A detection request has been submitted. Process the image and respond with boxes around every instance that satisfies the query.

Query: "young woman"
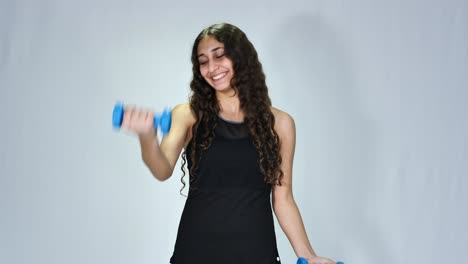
[121,23,337,264]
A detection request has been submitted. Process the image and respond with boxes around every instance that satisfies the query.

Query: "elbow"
[272,195,295,212]
[149,166,173,182]
[154,172,172,182]
[142,159,173,182]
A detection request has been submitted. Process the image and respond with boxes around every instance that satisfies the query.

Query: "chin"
[209,81,232,91]
[213,85,234,93]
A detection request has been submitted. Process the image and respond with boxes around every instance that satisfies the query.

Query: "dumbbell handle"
[297,257,344,264]
[112,102,172,135]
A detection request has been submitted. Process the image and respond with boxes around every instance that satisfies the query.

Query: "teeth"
[212,72,227,80]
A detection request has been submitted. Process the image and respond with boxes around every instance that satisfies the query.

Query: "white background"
[1,0,467,263]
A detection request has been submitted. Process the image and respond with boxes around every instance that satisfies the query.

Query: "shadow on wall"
[268,14,394,264]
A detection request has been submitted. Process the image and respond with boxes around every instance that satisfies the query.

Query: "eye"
[199,61,207,65]
[216,54,225,59]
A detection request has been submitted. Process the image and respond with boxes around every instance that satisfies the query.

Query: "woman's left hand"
[306,256,337,264]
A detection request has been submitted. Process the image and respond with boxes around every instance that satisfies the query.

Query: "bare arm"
[123,103,195,181]
[272,109,335,264]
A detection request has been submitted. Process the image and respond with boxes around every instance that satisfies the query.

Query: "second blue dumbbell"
[112,102,172,135]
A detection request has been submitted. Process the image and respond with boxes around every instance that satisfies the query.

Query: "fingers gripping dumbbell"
[112,101,172,136]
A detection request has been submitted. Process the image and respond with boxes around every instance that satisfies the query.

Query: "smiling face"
[197,36,235,93]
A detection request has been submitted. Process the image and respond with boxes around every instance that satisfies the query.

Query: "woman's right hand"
[120,105,157,139]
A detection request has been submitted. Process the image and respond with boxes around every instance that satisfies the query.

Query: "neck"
[216,89,243,119]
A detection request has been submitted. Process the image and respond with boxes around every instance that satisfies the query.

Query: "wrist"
[138,130,157,142]
[297,245,316,259]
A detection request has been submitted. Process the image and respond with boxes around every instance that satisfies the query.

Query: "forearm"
[139,133,172,181]
[273,198,316,259]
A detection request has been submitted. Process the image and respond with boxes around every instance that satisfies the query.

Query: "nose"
[207,61,219,74]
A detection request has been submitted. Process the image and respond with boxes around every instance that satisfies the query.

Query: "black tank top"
[169,116,281,264]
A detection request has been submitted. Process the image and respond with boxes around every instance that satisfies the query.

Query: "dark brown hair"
[180,23,284,195]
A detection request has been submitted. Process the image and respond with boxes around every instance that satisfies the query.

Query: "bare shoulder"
[271,106,296,137]
[171,103,196,126]
[169,103,197,146]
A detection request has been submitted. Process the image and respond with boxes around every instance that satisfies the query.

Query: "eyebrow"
[197,47,224,58]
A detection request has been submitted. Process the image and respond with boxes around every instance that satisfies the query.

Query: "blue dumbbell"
[112,101,172,135]
[297,257,344,264]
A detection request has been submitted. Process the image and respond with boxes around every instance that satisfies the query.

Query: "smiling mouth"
[212,72,227,81]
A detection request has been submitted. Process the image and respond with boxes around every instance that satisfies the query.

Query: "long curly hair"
[179,23,284,195]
